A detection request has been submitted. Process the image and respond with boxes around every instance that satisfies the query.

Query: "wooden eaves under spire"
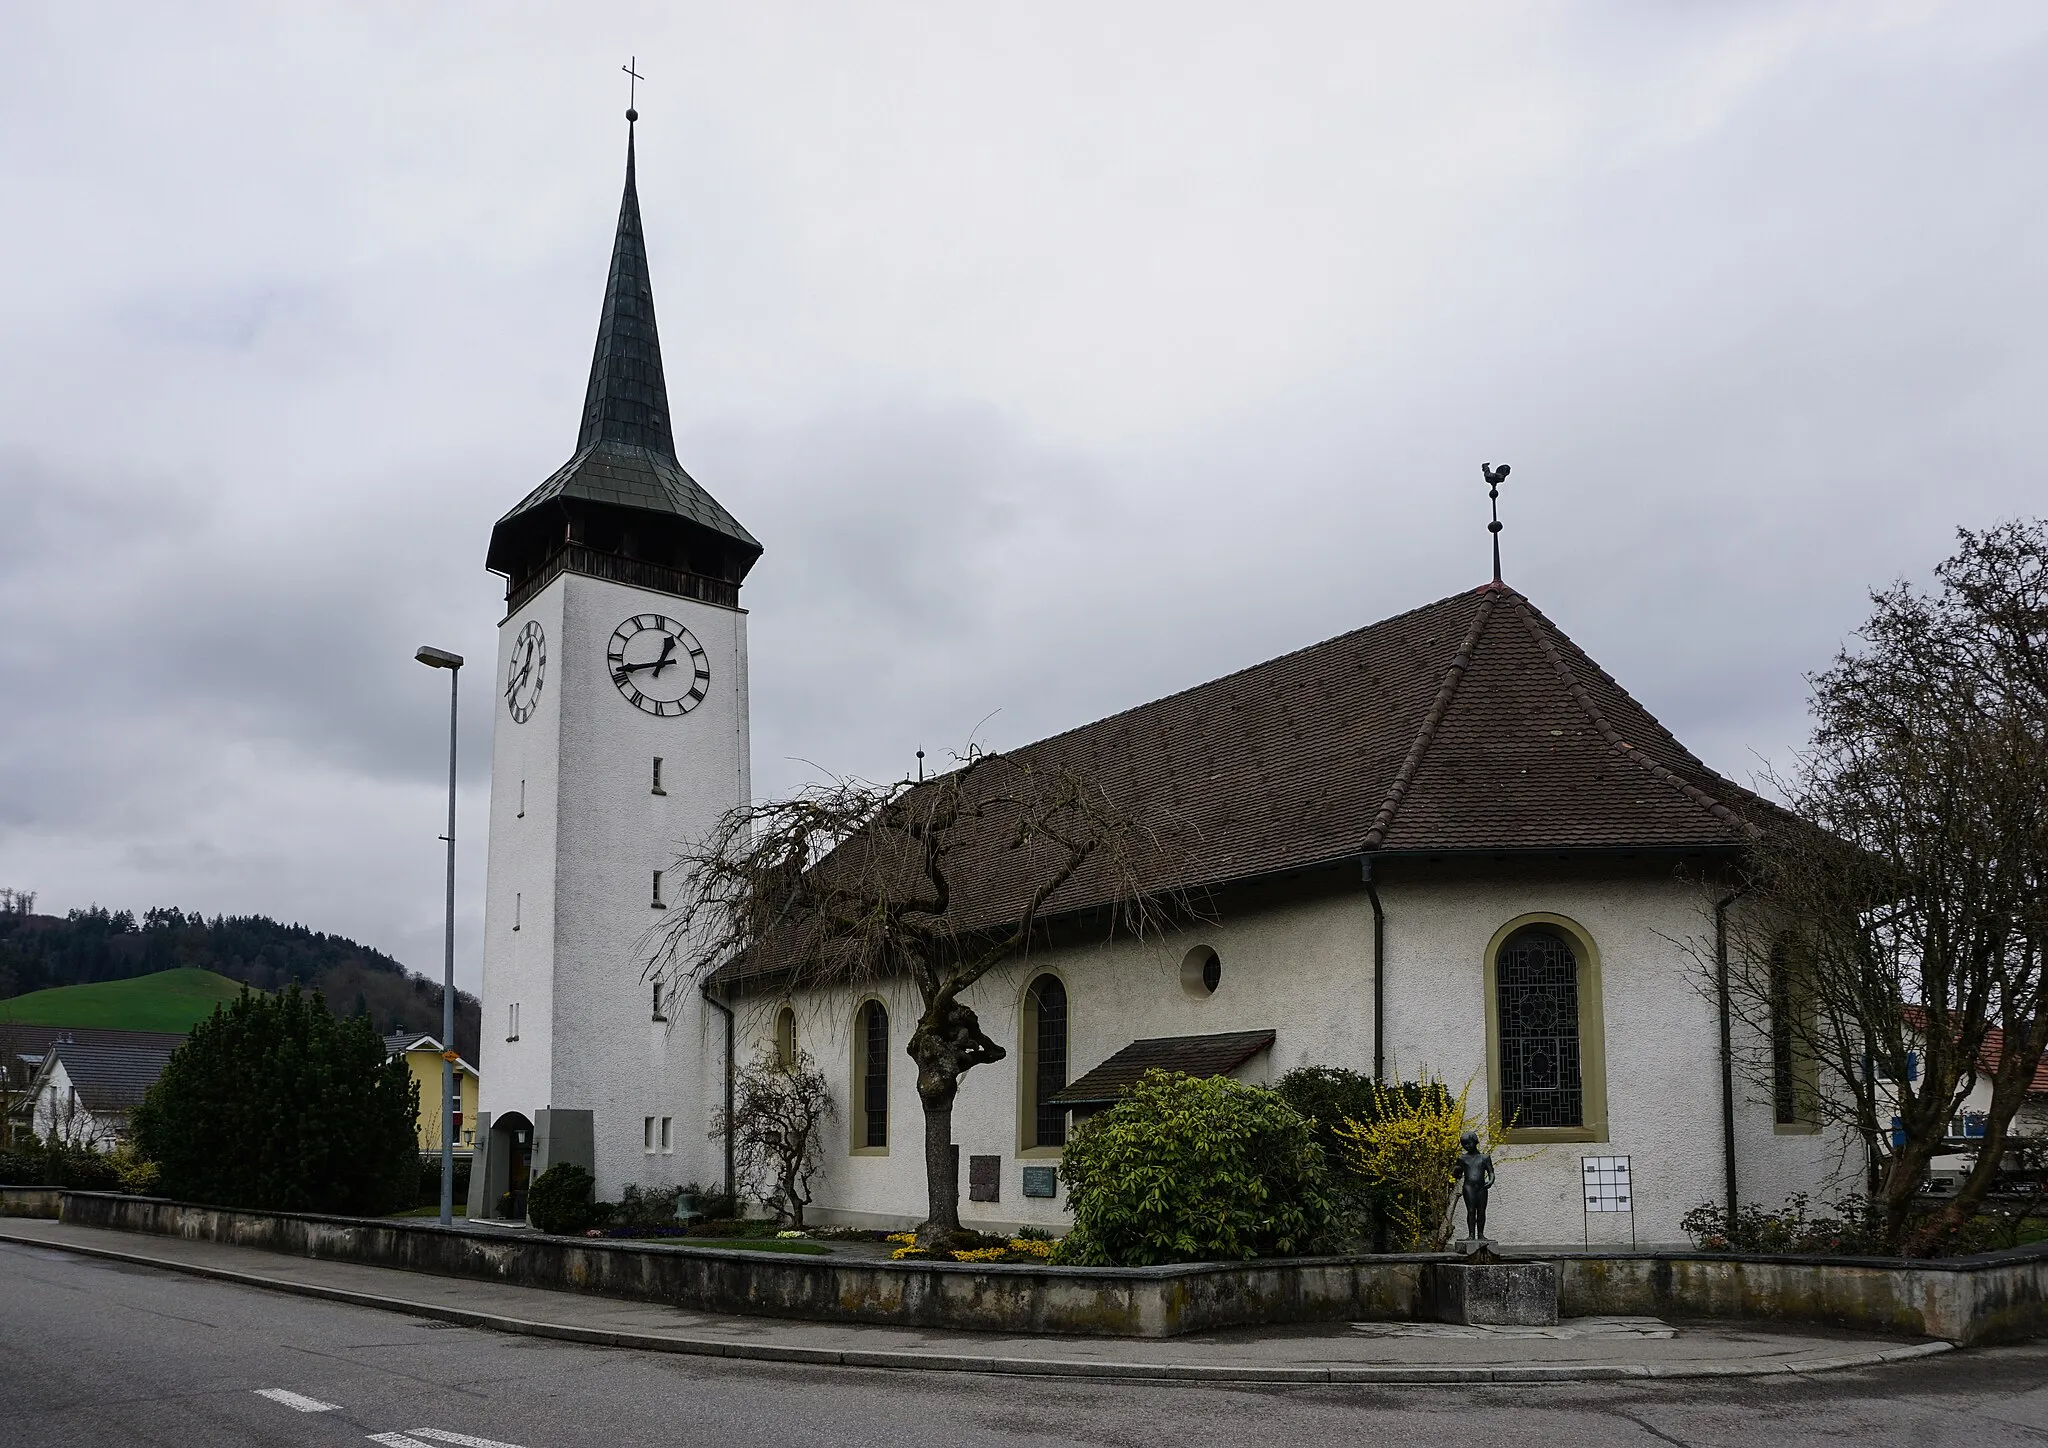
[487,113,761,614]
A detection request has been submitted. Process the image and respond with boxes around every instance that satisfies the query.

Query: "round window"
[1180,945,1221,998]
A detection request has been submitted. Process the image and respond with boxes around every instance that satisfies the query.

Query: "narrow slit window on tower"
[643,1116,656,1152]
[652,980,666,1021]
[517,779,526,819]
[512,892,521,932]
[651,757,665,795]
[659,1117,672,1152]
[651,870,665,908]
[507,1002,520,1041]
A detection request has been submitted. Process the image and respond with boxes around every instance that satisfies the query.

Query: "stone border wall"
[57,1193,1432,1338]
[54,1193,2048,1343]
[1561,1249,2048,1346]
[1,1187,62,1219]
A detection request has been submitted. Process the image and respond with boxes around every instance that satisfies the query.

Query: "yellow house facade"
[385,1032,480,1154]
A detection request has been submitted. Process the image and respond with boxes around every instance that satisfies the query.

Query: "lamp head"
[415,646,464,670]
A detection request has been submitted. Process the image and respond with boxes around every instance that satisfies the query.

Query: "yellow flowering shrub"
[1333,1075,1514,1252]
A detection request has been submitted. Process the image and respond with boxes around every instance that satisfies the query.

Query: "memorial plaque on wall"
[1021,1165,1058,1198]
[968,1153,1001,1202]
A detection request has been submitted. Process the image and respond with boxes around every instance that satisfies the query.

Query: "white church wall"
[480,568,750,1203]
[478,580,567,1141]
[549,571,751,1200]
[738,864,1844,1245]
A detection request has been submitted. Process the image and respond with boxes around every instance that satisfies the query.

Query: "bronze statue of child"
[1454,1130,1496,1242]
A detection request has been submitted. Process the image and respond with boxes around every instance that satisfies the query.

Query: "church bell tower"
[470,109,761,1213]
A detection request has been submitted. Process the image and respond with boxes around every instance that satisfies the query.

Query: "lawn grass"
[0,968,247,1034]
[388,1204,470,1218]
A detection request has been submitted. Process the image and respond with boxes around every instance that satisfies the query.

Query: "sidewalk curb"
[0,1229,1958,1385]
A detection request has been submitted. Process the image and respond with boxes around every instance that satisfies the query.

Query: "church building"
[471,114,1843,1245]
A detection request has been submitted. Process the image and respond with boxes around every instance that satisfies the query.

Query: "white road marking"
[253,1389,340,1413]
[367,1436,431,1448]
[405,1431,527,1448]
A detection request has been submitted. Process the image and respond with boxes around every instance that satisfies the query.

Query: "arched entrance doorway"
[484,1111,534,1219]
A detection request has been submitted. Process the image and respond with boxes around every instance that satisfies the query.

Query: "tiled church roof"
[714,582,1781,987]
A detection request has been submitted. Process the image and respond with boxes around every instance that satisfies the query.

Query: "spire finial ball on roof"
[626,108,638,123]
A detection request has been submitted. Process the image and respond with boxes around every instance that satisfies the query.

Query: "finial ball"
[626,107,639,123]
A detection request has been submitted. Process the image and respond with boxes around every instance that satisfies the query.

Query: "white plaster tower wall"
[549,570,749,1196]
[479,580,567,1130]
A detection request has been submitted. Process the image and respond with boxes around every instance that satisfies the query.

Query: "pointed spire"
[577,115,675,458]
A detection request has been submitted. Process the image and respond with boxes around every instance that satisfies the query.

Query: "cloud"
[1,2,2045,991]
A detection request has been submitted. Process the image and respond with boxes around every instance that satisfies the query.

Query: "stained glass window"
[1031,975,1068,1147]
[861,1000,889,1148]
[1496,926,1583,1129]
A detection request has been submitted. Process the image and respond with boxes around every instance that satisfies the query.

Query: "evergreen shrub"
[1052,1070,1338,1266]
[129,985,419,1214]
[526,1162,599,1235]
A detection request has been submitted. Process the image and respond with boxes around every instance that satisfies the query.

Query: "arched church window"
[1495,926,1583,1129]
[1026,975,1069,1148]
[774,1006,797,1071]
[856,1000,889,1150]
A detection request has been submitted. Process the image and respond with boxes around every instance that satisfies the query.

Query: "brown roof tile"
[716,583,1776,986]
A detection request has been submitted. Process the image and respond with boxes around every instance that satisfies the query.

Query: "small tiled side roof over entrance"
[1046,1030,1277,1107]
[714,582,1784,989]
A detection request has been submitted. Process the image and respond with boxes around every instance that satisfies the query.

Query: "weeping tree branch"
[1720,520,2048,1251]
[648,745,1198,1243]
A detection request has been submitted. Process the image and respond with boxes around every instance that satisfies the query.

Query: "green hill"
[0,967,247,1034]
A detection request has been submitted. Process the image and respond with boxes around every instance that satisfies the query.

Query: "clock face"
[607,613,710,717]
[505,621,546,724]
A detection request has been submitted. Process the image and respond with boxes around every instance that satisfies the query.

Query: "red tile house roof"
[716,583,1780,987]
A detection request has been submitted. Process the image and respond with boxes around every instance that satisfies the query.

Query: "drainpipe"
[1361,854,1387,1082]
[704,987,737,1204]
[1714,890,1744,1224]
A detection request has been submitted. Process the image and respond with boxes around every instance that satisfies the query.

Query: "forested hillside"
[0,899,480,1060]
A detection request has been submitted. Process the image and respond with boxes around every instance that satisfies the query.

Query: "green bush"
[1276,1067,1454,1249]
[0,1138,120,1191]
[414,1154,473,1209]
[526,1163,599,1235]
[130,985,419,1214]
[1053,1070,1339,1266]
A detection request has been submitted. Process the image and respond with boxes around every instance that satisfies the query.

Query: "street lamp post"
[415,644,464,1227]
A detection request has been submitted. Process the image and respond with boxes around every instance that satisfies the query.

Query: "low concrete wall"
[56,1193,2048,1343]
[57,1193,1434,1338]
[1,1187,62,1219]
[1561,1247,2048,1346]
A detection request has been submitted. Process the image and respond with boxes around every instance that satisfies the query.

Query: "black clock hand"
[648,635,679,678]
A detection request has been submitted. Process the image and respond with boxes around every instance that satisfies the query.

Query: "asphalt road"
[8,1239,2048,1448]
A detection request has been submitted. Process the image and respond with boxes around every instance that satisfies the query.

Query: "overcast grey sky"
[2,3,2043,993]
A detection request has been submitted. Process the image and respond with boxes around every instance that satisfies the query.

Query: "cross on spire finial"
[622,57,644,121]
[1482,462,1511,584]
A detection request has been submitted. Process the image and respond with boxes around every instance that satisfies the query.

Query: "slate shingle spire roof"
[714,582,1784,988]
[487,117,760,580]
[577,122,674,459]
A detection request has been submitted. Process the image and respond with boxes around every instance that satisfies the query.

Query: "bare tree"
[651,747,1184,1243]
[1723,521,2048,1250]
[714,1046,835,1227]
